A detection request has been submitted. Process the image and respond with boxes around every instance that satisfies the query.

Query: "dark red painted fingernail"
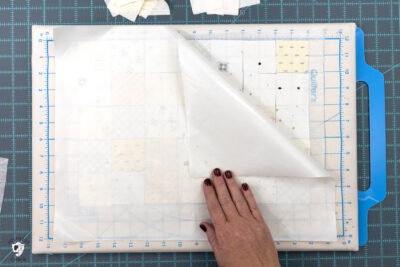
[200,224,207,232]
[224,170,232,179]
[204,178,212,186]
[242,183,249,191]
[213,168,221,176]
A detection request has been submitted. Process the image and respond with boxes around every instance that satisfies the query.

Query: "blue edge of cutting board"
[356,28,386,246]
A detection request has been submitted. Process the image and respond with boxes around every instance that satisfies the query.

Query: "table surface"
[0,0,399,266]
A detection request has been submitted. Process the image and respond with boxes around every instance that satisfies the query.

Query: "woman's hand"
[200,168,281,267]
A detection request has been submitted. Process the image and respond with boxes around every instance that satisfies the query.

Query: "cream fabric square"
[276,40,309,73]
[112,139,145,171]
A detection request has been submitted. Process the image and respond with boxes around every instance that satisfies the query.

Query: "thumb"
[199,222,218,249]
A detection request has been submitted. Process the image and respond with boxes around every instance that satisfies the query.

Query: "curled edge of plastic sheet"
[0,158,8,213]
[173,29,330,179]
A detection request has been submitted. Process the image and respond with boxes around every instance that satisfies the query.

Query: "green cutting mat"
[0,0,399,266]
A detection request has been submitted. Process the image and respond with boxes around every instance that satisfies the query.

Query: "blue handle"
[356,28,387,246]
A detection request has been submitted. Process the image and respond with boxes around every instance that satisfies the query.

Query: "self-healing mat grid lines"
[0,1,399,267]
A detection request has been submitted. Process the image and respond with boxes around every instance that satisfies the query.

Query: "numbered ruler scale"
[32,24,359,253]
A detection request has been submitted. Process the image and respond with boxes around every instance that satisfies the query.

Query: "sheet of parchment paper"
[53,26,337,242]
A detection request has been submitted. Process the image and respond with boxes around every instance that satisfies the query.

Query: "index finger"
[203,178,227,227]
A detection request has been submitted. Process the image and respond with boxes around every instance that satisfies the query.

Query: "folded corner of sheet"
[174,30,329,179]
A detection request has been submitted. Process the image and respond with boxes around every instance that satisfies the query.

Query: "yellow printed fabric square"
[276,40,309,73]
[112,139,145,171]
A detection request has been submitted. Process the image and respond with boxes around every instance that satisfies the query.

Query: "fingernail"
[200,224,207,232]
[242,183,249,191]
[213,168,221,176]
[204,178,212,186]
[224,170,232,179]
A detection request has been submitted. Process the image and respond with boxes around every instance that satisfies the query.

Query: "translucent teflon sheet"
[53,26,337,242]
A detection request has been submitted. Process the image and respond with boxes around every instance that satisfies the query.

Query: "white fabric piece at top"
[207,0,240,16]
[53,26,337,243]
[190,0,259,15]
[239,0,260,8]
[139,0,170,18]
[106,0,144,21]
[189,0,206,15]
[105,0,170,21]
